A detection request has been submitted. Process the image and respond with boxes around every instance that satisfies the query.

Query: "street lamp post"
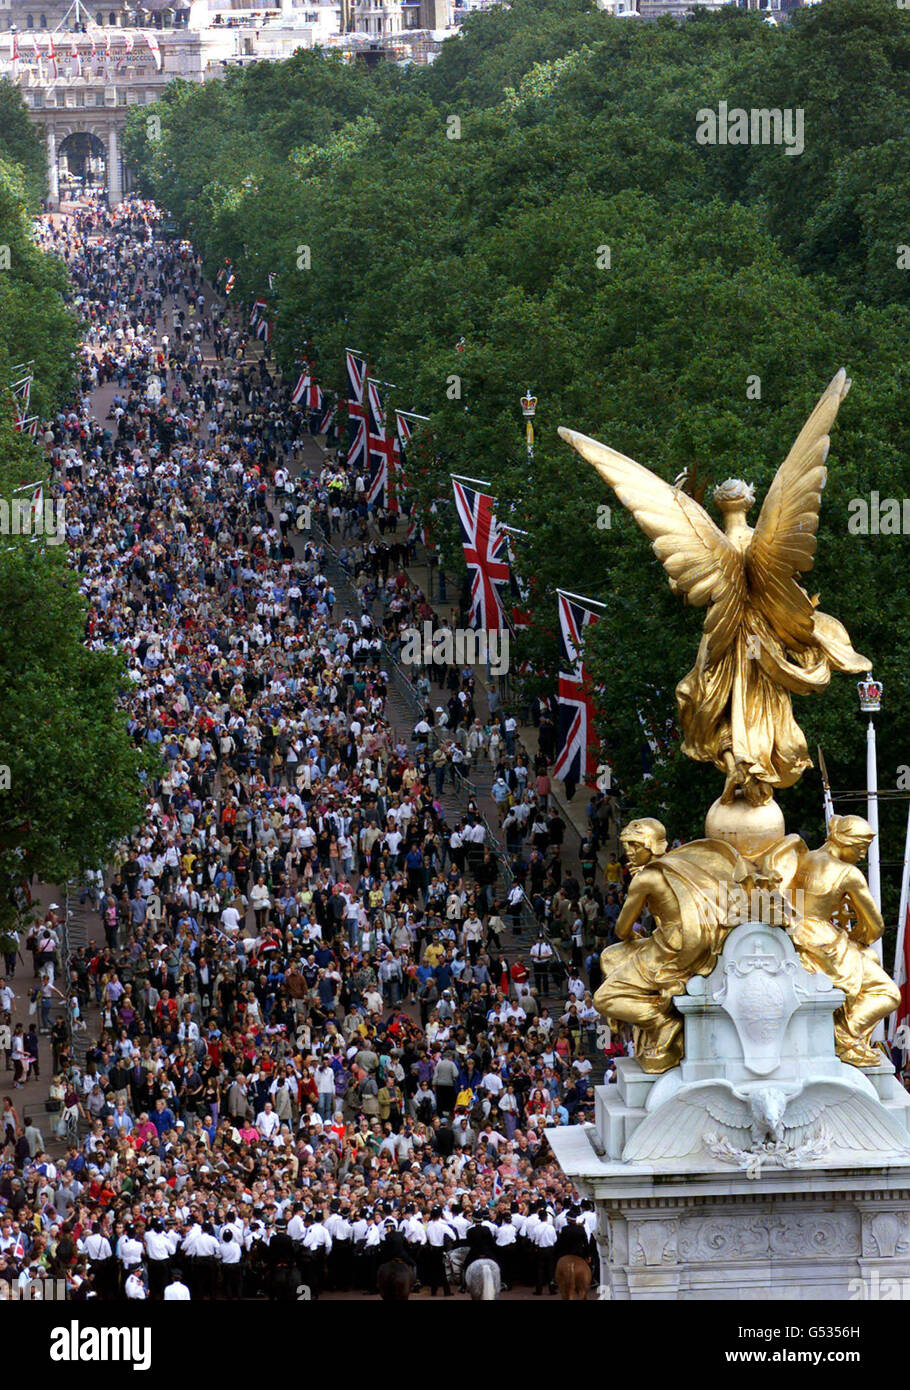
[520,390,536,462]
[858,676,885,1043]
[858,674,884,917]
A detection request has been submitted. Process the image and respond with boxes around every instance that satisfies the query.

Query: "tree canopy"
[123,0,910,916]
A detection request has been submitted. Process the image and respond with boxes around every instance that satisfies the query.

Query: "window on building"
[39,13,47,26]
[96,11,104,22]
[26,14,34,27]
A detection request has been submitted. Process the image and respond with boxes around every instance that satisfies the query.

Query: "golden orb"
[704,793,785,860]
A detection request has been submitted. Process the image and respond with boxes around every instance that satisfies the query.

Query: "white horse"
[465,1258,501,1301]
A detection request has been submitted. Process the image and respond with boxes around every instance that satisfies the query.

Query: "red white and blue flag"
[452,476,510,632]
[11,375,32,421]
[250,299,267,327]
[345,349,367,468]
[504,531,532,630]
[318,395,335,434]
[553,589,605,786]
[255,317,270,343]
[291,371,323,412]
[366,379,397,510]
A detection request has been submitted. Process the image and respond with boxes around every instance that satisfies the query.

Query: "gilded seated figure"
[761,814,899,1067]
[594,818,749,1073]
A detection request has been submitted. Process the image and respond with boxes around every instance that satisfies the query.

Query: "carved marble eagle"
[622,1079,910,1165]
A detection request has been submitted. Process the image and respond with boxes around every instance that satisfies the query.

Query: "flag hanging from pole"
[11,375,32,420]
[249,299,267,327]
[366,379,397,510]
[255,317,270,343]
[146,32,162,70]
[291,371,322,412]
[317,395,335,435]
[451,476,510,631]
[47,34,57,80]
[499,526,531,630]
[345,349,367,468]
[892,903,910,1047]
[553,589,605,787]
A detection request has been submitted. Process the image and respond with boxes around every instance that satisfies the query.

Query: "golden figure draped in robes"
[595,818,751,1072]
[761,815,900,1067]
[559,370,870,808]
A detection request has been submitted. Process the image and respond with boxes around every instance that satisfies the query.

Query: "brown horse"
[555,1254,592,1300]
[377,1258,416,1300]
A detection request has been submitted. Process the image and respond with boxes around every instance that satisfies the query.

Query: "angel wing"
[745,369,848,649]
[558,427,746,664]
[622,1081,751,1163]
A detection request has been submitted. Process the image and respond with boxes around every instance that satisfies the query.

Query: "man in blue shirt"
[151,1097,176,1138]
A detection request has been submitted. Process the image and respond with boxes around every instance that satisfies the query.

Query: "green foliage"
[0,97,142,922]
[0,78,46,209]
[126,0,910,913]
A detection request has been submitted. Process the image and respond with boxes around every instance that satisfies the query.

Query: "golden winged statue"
[559,370,871,808]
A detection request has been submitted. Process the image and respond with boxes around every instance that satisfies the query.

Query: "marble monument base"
[546,921,910,1300]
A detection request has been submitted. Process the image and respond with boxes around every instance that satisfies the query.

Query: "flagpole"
[817,745,834,830]
[889,797,910,1038]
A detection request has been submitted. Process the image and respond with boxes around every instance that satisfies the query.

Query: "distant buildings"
[0,0,457,204]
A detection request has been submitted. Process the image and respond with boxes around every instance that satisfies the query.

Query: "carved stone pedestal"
[546,921,910,1300]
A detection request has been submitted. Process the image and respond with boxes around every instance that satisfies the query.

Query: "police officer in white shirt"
[300,1210,332,1299]
[117,1227,145,1281]
[495,1214,518,1289]
[425,1208,456,1296]
[219,1229,242,1300]
[163,1268,191,1300]
[82,1223,114,1299]
[325,1201,353,1292]
[125,1269,147,1300]
[532,1207,558,1295]
[144,1219,175,1300]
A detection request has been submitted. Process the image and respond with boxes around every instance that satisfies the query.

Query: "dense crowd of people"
[0,197,630,1301]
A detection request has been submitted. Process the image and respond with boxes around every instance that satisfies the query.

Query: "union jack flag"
[505,532,532,630]
[255,317,270,343]
[367,379,397,510]
[291,372,323,413]
[553,590,604,786]
[11,375,32,420]
[452,477,510,632]
[406,514,430,547]
[345,349,367,468]
[318,395,336,435]
[249,299,267,327]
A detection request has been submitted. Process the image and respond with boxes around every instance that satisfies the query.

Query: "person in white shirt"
[300,1212,332,1298]
[144,1221,176,1299]
[532,1209,558,1295]
[124,1271,147,1300]
[220,903,242,935]
[255,1101,280,1140]
[425,1208,456,1296]
[117,1229,144,1274]
[219,1230,242,1299]
[163,1270,191,1300]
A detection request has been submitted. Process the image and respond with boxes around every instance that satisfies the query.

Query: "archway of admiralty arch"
[56,130,107,193]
